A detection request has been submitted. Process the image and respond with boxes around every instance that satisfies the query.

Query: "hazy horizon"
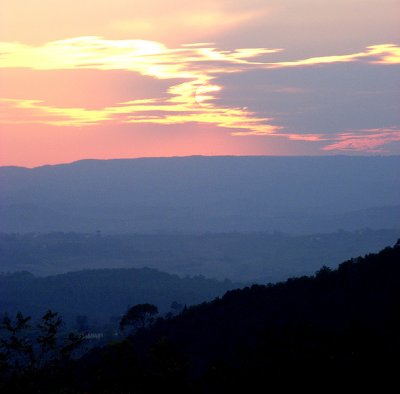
[2,153,400,170]
[1,156,399,235]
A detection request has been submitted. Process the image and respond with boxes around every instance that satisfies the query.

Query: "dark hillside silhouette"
[3,241,399,392]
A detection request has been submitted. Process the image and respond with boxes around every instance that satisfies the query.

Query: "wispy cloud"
[0,37,284,134]
[322,127,400,152]
[0,96,280,137]
[0,37,399,149]
[265,44,400,68]
[0,36,281,76]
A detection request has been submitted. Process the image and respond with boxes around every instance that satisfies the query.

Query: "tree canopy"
[119,303,158,332]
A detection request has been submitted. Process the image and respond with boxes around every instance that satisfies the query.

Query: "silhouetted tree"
[120,304,158,332]
[0,310,83,375]
[0,312,34,372]
[315,265,332,279]
[36,310,82,366]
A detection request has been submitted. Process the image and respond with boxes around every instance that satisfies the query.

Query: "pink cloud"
[322,128,400,152]
[274,133,326,142]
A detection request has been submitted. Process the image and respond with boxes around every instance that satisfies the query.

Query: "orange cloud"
[0,95,280,136]
[0,37,282,135]
[369,44,400,65]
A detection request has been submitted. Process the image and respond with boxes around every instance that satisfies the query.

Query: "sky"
[0,0,399,167]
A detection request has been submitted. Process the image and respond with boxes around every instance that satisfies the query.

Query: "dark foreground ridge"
[2,240,400,392]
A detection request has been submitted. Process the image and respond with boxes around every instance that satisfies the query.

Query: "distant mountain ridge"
[1,156,399,233]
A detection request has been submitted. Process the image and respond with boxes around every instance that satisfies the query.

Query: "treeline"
[2,241,399,392]
[0,267,237,324]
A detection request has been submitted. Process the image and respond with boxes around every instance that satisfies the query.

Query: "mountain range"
[1,155,399,234]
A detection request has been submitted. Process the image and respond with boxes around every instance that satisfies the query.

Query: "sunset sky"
[1,0,399,167]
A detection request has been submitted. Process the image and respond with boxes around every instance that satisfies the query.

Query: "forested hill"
[17,240,400,392]
[0,268,237,322]
[128,240,400,390]
[142,239,400,359]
